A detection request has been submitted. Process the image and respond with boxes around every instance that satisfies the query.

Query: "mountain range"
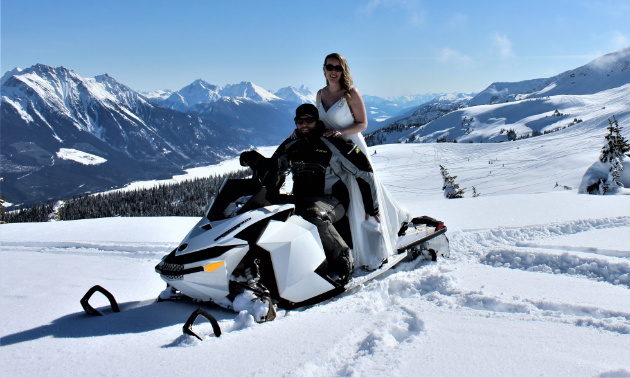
[5,47,627,208]
[0,64,444,208]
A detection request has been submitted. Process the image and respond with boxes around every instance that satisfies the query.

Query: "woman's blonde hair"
[324,53,354,101]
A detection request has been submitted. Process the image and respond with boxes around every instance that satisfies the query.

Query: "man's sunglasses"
[324,64,343,72]
[295,117,316,125]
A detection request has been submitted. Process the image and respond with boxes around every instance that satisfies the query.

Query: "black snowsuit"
[261,125,380,278]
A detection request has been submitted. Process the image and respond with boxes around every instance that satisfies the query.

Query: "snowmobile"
[81,178,449,340]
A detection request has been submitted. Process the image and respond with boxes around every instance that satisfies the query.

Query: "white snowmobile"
[81,178,449,340]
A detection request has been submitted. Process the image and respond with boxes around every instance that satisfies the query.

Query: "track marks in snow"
[452,216,630,255]
[385,271,630,335]
[450,216,630,286]
[0,241,174,260]
[481,249,630,287]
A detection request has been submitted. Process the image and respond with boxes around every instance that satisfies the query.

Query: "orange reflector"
[204,261,225,272]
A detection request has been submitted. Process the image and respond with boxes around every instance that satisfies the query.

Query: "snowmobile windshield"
[207,179,271,221]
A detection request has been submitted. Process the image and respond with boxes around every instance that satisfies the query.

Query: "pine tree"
[506,129,517,141]
[598,116,630,192]
[0,178,5,223]
[440,165,465,199]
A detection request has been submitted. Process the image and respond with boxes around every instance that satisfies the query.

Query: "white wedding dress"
[318,95,412,269]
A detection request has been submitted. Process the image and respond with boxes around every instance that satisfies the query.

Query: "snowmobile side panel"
[258,218,335,303]
[175,204,294,258]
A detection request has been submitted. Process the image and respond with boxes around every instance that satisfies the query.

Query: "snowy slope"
[470,45,630,106]
[2,121,630,376]
[407,84,629,144]
[368,47,630,146]
[367,79,629,146]
[363,92,475,130]
[365,93,474,145]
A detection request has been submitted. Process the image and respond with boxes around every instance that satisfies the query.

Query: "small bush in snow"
[440,165,465,199]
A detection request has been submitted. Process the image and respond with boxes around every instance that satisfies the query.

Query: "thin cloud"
[448,13,468,28]
[437,47,472,67]
[357,0,425,27]
[493,33,515,58]
[612,31,629,49]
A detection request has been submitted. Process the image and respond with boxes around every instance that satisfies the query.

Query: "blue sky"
[2,0,629,97]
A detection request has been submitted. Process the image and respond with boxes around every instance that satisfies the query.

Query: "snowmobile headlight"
[204,261,225,272]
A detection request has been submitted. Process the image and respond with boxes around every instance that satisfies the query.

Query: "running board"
[344,253,408,291]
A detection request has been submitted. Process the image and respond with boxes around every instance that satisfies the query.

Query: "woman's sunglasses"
[295,117,316,125]
[324,64,343,72]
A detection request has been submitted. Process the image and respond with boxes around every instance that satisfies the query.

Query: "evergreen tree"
[598,116,630,193]
[439,165,465,199]
[0,178,5,223]
[506,129,517,141]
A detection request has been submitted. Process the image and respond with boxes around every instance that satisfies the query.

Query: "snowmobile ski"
[183,308,222,340]
[80,285,120,316]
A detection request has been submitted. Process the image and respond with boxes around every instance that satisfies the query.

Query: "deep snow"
[1,123,630,376]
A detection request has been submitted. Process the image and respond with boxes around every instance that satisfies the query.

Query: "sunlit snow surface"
[55,148,107,165]
[2,126,630,376]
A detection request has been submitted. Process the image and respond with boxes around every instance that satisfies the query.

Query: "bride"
[316,53,412,269]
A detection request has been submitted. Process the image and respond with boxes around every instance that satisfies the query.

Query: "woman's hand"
[290,130,297,139]
[323,130,342,137]
[365,213,381,223]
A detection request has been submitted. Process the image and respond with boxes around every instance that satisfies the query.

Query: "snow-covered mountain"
[153,80,283,113]
[1,64,251,207]
[470,46,630,106]
[219,81,281,102]
[272,85,316,104]
[160,79,222,112]
[367,46,630,145]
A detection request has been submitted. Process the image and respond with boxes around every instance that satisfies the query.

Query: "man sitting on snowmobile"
[240,104,380,282]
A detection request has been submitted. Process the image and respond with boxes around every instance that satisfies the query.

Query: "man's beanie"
[294,103,319,120]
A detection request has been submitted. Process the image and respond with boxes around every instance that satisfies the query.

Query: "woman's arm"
[340,87,368,135]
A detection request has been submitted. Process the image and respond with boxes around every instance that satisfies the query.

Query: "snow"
[2,125,630,376]
[0,67,22,85]
[55,148,107,165]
